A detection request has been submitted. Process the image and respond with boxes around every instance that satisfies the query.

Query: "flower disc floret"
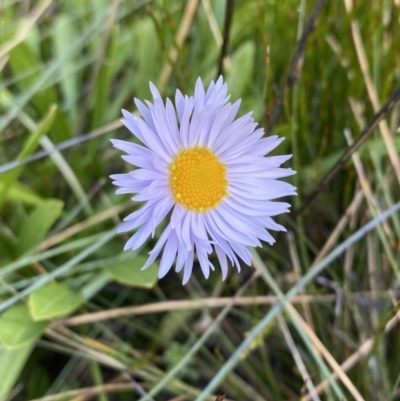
[169,146,228,212]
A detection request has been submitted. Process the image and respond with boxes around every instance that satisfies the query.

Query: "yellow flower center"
[169,146,229,212]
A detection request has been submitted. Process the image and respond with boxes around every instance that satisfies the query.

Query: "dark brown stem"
[266,0,327,135]
[216,0,234,79]
[295,85,400,217]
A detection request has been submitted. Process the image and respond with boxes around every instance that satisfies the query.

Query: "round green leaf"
[0,305,49,348]
[105,255,158,288]
[28,282,84,321]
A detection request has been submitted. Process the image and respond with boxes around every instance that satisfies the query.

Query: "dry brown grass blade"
[301,304,400,401]
[0,0,53,61]
[38,200,131,251]
[252,257,366,401]
[287,304,366,401]
[62,291,391,326]
[287,231,315,331]
[201,0,223,46]
[344,129,395,245]
[311,189,364,267]
[157,0,200,92]
[45,328,126,371]
[343,0,400,185]
[28,383,135,401]
[277,313,321,401]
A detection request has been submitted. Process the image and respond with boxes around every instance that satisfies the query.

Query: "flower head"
[110,77,296,284]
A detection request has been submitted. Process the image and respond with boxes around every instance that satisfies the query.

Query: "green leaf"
[91,26,119,129]
[226,41,255,100]
[105,255,158,289]
[7,41,70,141]
[28,282,84,321]
[53,15,79,126]
[17,199,64,254]
[0,104,57,209]
[0,305,49,348]
[0,181,44,206]
[132,18,162,98]
[0,343,33,398]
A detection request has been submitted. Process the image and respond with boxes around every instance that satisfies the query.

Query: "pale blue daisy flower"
[110,77,296,284]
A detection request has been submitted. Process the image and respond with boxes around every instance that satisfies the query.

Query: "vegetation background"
[1,0,400,400]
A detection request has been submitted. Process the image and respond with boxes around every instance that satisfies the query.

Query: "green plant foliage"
[17,199,64,254]
[132,18,163,98]
[28,282,84,321]
[52,15,79,126]
[226,41,256,101]
[0,181,44,206]
[8,43,70,141]
[105,255,159,288]
[0,343,33,399]
[1,1,400,400]
[0,104,57,208]
[0,305,49,348]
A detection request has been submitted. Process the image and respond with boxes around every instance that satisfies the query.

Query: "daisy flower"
[110,77,296,284]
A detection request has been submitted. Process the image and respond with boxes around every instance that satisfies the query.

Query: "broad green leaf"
[0,181,44,206]
[0,104,57,209]
[91,26,119,130]
[0,305,49,348]
[53,15,79,126]
[226,41,255,101]
[28,282,84,321]
[105,255,158,288]
[132,18,162,98]
[0,343,33,398]
[8,41,70,141]
[17,199,64,254]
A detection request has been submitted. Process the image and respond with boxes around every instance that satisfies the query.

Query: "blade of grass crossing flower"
[195,201,400,401]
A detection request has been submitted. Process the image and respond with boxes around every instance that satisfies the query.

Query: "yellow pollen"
[169,146,229,212]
